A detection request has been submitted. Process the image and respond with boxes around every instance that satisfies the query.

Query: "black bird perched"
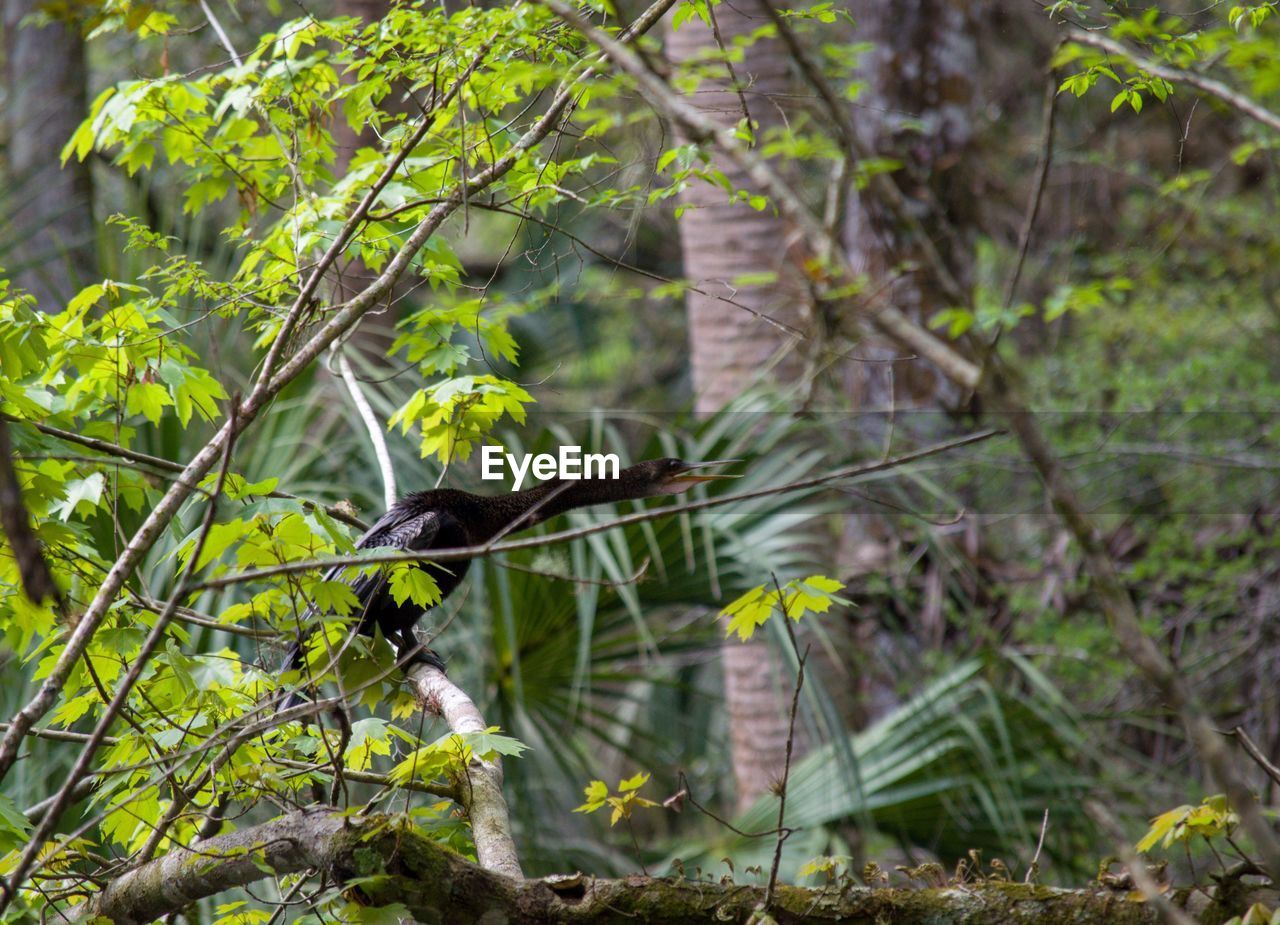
[278,457,736,705]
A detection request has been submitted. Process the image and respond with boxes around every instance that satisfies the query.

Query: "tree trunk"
[2,0,96,310]
[841,0,978,413]
[836,0,979,726]
[332,0,396,349]
[666,0,813,813]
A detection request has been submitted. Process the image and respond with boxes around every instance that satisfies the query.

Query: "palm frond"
[669,653,1097,882]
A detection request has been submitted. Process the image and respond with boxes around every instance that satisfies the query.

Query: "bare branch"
[764,575,806,911]
[406,663,523,878]
[332,345,397,510]
[1232,727,1280,789]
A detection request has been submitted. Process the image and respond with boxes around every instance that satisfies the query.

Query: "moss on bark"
[80,809,1199,924]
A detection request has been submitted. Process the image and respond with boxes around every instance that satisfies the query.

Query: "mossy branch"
[75,806,1182,924]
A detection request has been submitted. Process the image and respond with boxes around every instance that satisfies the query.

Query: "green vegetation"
[0,0,1278,921]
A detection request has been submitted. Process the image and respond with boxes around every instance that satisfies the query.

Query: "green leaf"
[720,575,847,640]
[312,579,361,616]
[126,381,173,425]
[0,794,31,854]
[344,717,392,772]
[618,771,650,792]
[721,585,771,641]
[574,779,609,813]
[388,565,441,610]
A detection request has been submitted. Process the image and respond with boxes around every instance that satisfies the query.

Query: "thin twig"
[982,65,1059,362]
[1027,809,1050,883]
[764,574,807,910]
[272,757,456,800]
[0,413,367,530]
[1066,29,1280,134]
[674,772,789,840]
[705,2,753,139]
[1232,726,1280,788]
[1001,69,1059,313]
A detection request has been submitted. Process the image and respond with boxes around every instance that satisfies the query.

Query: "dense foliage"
[0,0,1278,921]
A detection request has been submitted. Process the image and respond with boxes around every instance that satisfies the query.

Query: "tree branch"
[0,412,368,529]
[72,807,1175,924]
[406,663,523,879]
[1066,29,1280,134]
[190,430,1002,592]
[331,345,397,510]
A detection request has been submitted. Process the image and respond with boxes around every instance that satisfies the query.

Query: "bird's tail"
[276,640,306,712]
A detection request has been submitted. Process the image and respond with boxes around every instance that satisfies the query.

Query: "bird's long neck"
[474,474,644,540]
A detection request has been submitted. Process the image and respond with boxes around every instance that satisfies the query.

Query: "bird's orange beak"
[663,459,742,492]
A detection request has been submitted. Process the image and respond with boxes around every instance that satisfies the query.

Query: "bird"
[277,457,737,706]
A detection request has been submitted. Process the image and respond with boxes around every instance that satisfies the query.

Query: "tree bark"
[836,0,980,727]
[2,0,96,310]
[841,0,977,412]
[407,661,523,879]
[76,806,1180,924]
[667,0,813,813]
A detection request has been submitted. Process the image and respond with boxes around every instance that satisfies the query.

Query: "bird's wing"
[317,507,441,584]
[322,507,442,618]
[283,506,443,688]
[364,507,442,553]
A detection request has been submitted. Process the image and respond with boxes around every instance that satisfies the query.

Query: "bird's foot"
[397,638,447,674]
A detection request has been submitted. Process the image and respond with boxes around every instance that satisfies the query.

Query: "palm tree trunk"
[3,0,96,310]
[667,0,812,812]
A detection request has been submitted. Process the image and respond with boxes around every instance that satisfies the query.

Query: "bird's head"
[632,458,741,496]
